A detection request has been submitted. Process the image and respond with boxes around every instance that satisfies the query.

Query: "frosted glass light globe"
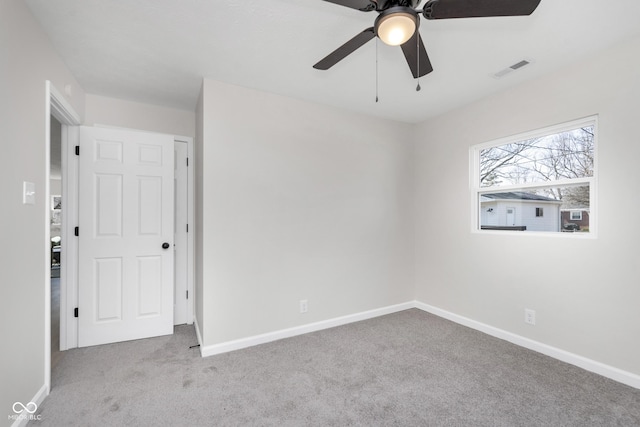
[377,13,417,46]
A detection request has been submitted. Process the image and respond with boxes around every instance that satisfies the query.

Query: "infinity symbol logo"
[13,401,38,414]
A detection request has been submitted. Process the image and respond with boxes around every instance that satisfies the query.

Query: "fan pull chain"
[416,32,421,92]
[375,38,379,103]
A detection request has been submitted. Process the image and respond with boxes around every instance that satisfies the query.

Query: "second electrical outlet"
[525,308,536,325]
[300,299,308,313]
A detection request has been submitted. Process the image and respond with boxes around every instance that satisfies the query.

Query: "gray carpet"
[31,309,640,426]
[50,278,62,372]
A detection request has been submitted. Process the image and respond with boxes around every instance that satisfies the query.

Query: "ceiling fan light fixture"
[375,8,418,46]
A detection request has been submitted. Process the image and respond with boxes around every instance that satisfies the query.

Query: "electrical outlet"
[299,299,308,314]
[525,308,536,325]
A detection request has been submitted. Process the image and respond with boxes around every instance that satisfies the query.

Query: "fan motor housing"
[372,0,420,11]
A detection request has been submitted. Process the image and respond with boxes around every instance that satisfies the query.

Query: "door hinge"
[74,307,78,318]
[186,290,188,299]
[186,224,189,233]
[74,226,79,236]
[186,157,189,167]
[75,145,80,156]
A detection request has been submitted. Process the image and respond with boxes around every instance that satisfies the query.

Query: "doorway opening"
[50,115,63,372]
[45,82,195,392]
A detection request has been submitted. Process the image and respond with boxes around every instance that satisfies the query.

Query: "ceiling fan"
[313,0,542,78]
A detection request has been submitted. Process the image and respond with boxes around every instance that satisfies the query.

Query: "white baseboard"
[413,301,640,390]
[196,299,639,390]
[199,301,414,357]
[10,384,47,427]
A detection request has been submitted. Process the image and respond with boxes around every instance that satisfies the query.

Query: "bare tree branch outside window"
[480,126,594,206]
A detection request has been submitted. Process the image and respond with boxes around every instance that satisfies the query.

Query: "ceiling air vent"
[492,59,532,79]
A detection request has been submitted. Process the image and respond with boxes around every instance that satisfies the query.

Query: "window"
[471,116,596,234]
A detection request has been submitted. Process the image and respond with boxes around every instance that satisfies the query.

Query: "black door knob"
[162,242,170,249]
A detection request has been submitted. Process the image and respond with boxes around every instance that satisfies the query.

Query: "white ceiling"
[25,0,640,123]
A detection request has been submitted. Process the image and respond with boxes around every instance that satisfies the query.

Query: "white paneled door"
[78,126,174,347]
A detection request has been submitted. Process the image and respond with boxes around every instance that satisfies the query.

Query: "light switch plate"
[23,181,35,205]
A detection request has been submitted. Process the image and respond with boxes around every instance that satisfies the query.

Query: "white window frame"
[570,211,583,221]
[470,116,598,237]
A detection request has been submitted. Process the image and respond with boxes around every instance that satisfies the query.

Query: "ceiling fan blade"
[400,32,433,78]
[423,0,541,19]
[313,27,376,70]
[321,0,376,12]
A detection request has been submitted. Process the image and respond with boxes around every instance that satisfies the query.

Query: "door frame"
[46,81,81,393]
[174,135,195,327]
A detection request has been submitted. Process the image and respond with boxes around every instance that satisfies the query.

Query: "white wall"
[0,0,85,423]
[49,179,62,197]
[414,35,640,376]
[195,85,205,336]
[85,94,195,137]
[197,79,415,346]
